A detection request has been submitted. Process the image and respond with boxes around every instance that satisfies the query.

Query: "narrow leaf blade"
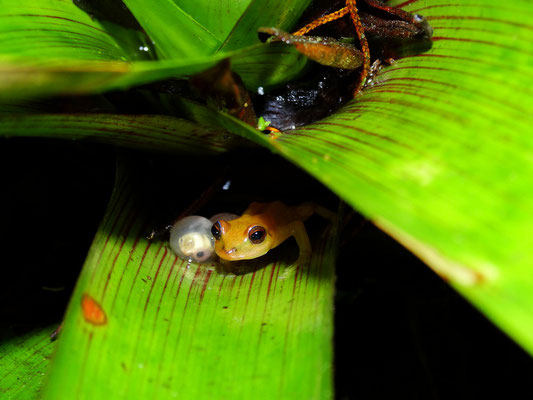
[122,0,221,58]
[219,0,313,51]
[0,114,243,154]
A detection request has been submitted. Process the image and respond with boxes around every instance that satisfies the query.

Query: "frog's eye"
[211,221,222,240]
[249,226,266,244]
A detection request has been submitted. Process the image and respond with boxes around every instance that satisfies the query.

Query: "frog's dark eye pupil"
[211,222,221,240]
[249,226,266,244]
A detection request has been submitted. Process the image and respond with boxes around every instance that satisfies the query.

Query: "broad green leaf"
[179,0,533,354]
[0,0,308,100]
[122,0,221,59]
[171,0,253,42]
[0,58,133,100]
[0,325,57,399]
[0,0,151,61]
[0,114,244,154]
[121,0,313,55]
[42,163,337,399]
[218,0,313,51]
[2,4,532,398]
[0,42,306,100]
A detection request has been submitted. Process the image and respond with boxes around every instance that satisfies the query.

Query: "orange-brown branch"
[291,1,371,96]
[292,7,349,36]
[346,0,370,95]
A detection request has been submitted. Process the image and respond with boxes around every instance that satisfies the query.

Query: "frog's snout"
[223,247,237,255]
[215,245,239,261]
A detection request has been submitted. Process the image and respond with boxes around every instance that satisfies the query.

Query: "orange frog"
[211,201,333,264]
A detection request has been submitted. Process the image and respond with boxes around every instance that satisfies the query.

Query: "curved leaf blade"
[0,0,150,61]
[42,164,337,399]
[179,0,533,354]
[0,0,310,100]
[0,41,306,100]
[0,114,244,154]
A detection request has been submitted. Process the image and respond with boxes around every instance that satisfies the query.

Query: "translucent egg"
[209,213,239,223]
[169,216,215,263]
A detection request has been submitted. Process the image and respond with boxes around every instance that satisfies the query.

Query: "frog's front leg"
[279,220,311,280]
[291,220,312,266]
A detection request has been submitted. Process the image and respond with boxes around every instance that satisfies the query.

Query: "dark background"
[1,138,532,399]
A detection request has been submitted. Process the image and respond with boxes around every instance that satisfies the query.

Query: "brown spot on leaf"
[81,293,107,325]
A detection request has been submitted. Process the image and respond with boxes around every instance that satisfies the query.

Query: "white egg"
[169,216,215,262]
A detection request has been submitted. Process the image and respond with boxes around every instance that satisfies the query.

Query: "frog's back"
[244,201,314,225]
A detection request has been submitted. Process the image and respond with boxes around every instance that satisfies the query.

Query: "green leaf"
[219,0,313,51]
[120,0,313,59]
[0,114,244,154]
[42,163,337,399]
[121,0,313,55]
[2,2,533,397]
[257,116,271,130]
[0,0,150,61]
[0,325,57,399]
[170,0,253,43]
[0,0,309,100]
[122,0,221,58]
[186,0,533,354]
[0,41,306,100]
